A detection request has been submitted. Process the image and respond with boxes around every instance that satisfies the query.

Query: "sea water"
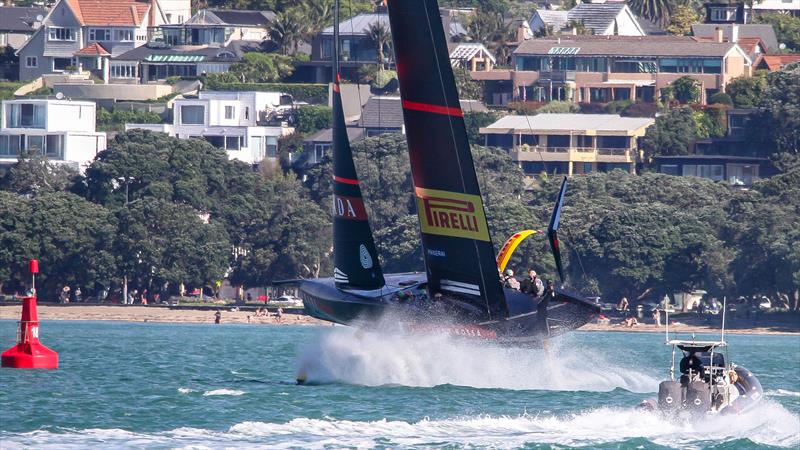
[0,320,798,449]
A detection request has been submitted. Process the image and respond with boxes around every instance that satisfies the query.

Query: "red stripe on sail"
[333,175,359,185]
[402,100,463,117]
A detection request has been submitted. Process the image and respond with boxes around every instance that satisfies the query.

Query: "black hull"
[299,273,600,346]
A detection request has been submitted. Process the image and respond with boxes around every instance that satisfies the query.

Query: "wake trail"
[294,325,658,392]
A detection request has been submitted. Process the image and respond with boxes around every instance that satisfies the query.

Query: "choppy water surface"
[0,320,798,449]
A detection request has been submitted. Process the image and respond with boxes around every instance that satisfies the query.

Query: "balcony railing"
[537,70,576,83]
[513,145,633,161]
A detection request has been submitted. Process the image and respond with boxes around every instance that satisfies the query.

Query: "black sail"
[386,0,507,319]
[332,1,385,289]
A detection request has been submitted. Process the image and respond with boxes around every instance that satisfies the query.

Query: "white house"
[529,2,646,36]
[126,91,294,165]
[16,0,190,82]
[0,99,107,172]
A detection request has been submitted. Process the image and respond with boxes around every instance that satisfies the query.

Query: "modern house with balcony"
[653,108,778,186]
[473,35,752,106]
[479,113,653,176]
[125,91,294,165]
[302,12,467,82]
[0,99,107,171]
[15,0,189,82]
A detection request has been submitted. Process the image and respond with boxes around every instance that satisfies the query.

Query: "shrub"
[621,102,659,117]
[536,100,580,114]
[507,101,546,114]
[201,79,328,104]
[293,105,332,134]
[708,92,733,105]
[579,102,607,114]
[604,100,633,114]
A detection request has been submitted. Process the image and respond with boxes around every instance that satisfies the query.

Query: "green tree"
[228,52,295,83]
[756,13,800,52]
[269,10,305,55]
[641,106,696,160]
[666,76,701,104]
[0,191,117,300]
[726,73,767,108]
[454,67,483,100]
[463,111,498,146]
[0,150,78,195]
[665,5,699,36]
[759,63,800,153]
[293,105,332,133]
[366,22,391,69]
[115,197,230,294]
[537,100,580,114]
[629,0,673,27]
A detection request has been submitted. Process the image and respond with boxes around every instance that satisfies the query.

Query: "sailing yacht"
[299,0,599,345]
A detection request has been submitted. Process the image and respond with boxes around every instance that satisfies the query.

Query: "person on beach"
[275,307,283,323]
[214,311,221,324]
[652,308,661,327]
[59,286,70,304]
[617,297,629,313]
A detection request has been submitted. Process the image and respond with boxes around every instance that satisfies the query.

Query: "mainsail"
[386,0,507,319]
[332,1,385,289]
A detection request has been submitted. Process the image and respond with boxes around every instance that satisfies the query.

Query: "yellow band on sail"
[496,230,539,272]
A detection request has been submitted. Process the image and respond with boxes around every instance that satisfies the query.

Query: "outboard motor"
[685,380,711,414]
[658,380,682,412]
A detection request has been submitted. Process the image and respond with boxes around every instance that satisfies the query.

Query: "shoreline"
[1,305,797,335]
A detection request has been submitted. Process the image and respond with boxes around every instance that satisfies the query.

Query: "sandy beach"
[0,304,325,326]
[1,304,797,335]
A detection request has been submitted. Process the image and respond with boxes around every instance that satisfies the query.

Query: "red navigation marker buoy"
[1,296,58,369]
[1,259,58,369]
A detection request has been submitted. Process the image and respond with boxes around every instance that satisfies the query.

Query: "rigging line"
[562,224,587,283]
[422,0,492,314]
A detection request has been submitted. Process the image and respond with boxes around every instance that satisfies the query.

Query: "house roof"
[514,35,740,58]
[322,13,466,38]
[691,24,779,51]
[534,10,569,31]
[186,9,275,27]
[0,6,46,32]
[756,54,800,71]
[480,113,654,134]
[115,40,264,63]
[359,96,487,128]
[449,43,496,64]
[734,37,765,57]
[566,3,628,34]
[531,3,642,35]
[65,0,150,27]
[75,42,111,56]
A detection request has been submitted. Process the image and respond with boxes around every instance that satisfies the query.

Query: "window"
[225,136,241,150]
[110,63,136,78]
[46,134,64,158]
[711,8,737,22]
[53,58,72,71]
[7,103,45,128]
[683,164,724,181]
[576,135,593,148]
[660,164,679,176]
[88,28,111,41]
[224,105,235,119]
[27,135,44,153]
[314,143,330,162]
[114,29,134,42]
[25,56,37,68]
[48,27,76,41]
[0,135,22,156]
[180,105,205,125]
[266,136,278,157]
[612,59,657,73]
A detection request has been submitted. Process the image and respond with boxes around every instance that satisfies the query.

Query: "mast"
[331,0,385,289]
[386,0,507,319]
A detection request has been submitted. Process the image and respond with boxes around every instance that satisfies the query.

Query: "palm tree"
[299,0,334,42]
[367,22,391,69]
[269,11,304,55]
[629,0,673,27]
